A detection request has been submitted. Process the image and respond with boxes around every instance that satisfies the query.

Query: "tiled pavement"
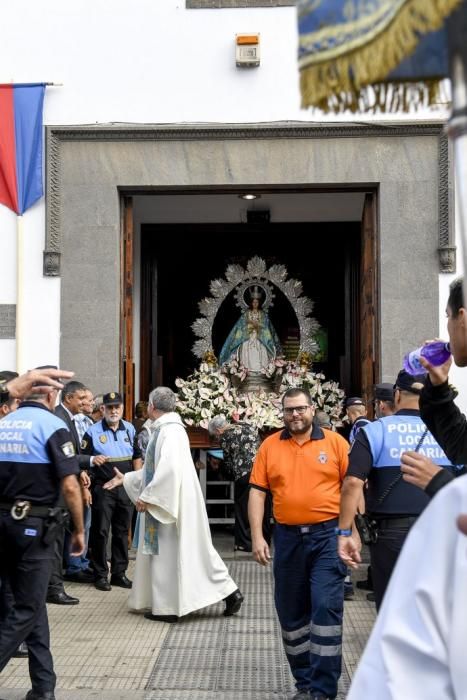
[0,537,375,700]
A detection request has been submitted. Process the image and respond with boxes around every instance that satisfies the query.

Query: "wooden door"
[360,192,379,414]
[121,195,135,421]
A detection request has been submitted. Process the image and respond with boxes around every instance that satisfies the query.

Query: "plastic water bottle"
[403,341,451,375]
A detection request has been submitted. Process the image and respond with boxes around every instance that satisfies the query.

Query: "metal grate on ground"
[144,561,375,700]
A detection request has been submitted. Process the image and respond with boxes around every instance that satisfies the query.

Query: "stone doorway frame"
[43,122,454,397]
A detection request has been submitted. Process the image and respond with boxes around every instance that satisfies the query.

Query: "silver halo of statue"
[176,257,344,430]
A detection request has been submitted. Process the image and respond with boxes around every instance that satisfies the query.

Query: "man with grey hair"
[104,387,243,622]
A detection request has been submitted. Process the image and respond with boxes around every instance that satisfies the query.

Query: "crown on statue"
[249,285,262,300]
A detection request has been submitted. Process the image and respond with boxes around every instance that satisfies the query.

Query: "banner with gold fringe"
[298,0,462,112]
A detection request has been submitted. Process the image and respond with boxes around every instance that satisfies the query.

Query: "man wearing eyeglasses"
[248,387,350,700]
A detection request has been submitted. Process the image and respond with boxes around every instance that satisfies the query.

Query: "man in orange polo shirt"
[249,387,349,700]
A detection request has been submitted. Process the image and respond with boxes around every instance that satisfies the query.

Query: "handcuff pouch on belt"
[6,500,67,545]
[42,507,67,546]
[354,512,378,545]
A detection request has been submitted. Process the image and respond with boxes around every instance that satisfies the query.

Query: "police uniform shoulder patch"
[318,451,328,464]
[62,441,76,458]
[99,434,107,444]
[81,439,88,450]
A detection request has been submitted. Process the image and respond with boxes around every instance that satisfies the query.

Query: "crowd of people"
[1,277,467,700]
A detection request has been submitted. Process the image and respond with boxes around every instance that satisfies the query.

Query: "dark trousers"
[370,524,411,610]
[0,513,56,692]
[273,520,345,699]
[47,521,66,596]
[90,484,133,580]
[234,474,272,550]
[65,505,91,574]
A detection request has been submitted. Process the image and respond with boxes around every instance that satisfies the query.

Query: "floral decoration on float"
[175,257,345,431]
[175,356,344,431]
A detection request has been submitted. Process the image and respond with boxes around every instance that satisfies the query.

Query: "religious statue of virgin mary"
[219,285,282,372]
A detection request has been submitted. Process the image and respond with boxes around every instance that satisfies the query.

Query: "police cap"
[0,371,19,406]
[345,396,365,408]
[374,383,394,402]
[103,391,123,406]
[0,370,19,382]
[394,370,425,395]
[207,449,224,460]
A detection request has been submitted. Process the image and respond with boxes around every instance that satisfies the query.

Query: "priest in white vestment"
[103,387,243,622]
[347,474,467,700]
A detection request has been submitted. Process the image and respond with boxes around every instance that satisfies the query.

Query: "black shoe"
[292,691,310,700]
[94,578,112,591]
[356,579,373,591]
[344,586,354,600]
[64,569,94,583]
[366,591,376,602]
[223,588,244,616]
[46,591,79,605]
[110,574,132,589]
[144,612,178,623]
[13,642,28,658]
[25,690,56,700]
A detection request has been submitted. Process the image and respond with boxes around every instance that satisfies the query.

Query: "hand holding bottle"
[403,340,451,376]
[419,353,452,386]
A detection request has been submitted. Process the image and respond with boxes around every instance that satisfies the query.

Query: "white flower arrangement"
[279,364,345,426]
[175,362,236,428]
[175,358,344,430]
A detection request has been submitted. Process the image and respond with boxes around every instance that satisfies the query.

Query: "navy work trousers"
[273,520,345,699]
[0,512,56,692]
[370,523,411,610]
[90,484,133,580]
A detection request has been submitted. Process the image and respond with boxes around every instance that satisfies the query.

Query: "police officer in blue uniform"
[0,371,29,658]
[345,396,371,444]
[338,370,457,610]
[81,392,141,591]
[0,371,84,700]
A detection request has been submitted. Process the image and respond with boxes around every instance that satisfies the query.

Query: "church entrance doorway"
[129,188,379,412]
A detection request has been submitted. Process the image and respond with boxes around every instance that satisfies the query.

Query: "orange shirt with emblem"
[250,427,349,525]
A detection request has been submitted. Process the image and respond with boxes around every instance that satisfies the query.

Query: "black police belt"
[0,500,61,521]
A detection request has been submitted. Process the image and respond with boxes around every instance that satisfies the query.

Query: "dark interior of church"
[141,221,362,397]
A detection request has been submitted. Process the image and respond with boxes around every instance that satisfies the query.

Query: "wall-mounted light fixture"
[236,34,260,68]
[238,193,261,200]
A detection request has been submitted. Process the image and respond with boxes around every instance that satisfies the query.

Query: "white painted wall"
[0,203,61,372]
[1,1,306,125]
